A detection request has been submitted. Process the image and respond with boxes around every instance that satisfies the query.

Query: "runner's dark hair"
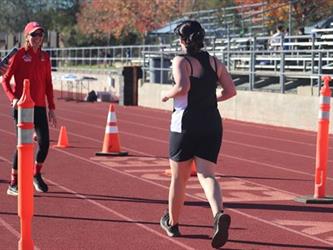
[174,20,205,56]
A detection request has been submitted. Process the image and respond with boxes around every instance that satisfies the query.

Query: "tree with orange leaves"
[77,0,190,40]
[234,0,333,33]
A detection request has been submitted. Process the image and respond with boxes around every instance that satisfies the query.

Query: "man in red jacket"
[2,21,57,196]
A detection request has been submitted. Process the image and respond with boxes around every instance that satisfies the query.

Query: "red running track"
[0,90,333,250]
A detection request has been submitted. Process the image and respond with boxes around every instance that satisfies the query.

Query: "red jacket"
[2,47,55,109]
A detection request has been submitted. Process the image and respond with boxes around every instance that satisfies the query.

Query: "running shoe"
[7,184,18,196]
[211,211,231,249]
[33,173,48,192]
[160,211,181,237]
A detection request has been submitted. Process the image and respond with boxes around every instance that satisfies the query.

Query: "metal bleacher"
[147,3,333,95]
[1,3,330,96]
[182,2,269,38]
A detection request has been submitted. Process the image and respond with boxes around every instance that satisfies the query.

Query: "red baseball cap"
[24,21,44,36]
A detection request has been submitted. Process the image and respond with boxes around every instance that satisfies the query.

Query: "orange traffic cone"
[164,161,197,176]
[96,104,128,156]
[190,162,197,176]
[53,126,69,148]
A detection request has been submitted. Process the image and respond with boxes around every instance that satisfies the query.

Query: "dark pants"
[12,107,50,170]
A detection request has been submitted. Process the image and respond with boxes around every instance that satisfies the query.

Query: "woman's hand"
[0,62,8,76]
[161,95,170,102]
[48,109,57,128]
[11,98,19,108]
[161,90,170,102]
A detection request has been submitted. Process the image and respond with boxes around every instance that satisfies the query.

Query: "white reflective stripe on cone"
[18,108,34,123]
[105,126,118,134]
[18,129,33,144]
[318,111,330,120]
[320,96,331,105]
[107,112,117,123]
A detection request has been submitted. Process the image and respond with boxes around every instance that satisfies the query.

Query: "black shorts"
[169,130,222,164]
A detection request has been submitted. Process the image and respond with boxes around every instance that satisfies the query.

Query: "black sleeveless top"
[170,51,221,134]
[184,51,218,111]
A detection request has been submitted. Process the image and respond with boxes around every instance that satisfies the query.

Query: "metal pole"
[311,33,315,95]
[288,0,292,35]
[318,52,323,95]
[227,26,231,71]
[250,36,257,91]
[280,34,285,93]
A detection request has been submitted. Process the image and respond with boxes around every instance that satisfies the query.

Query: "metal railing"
[1,34,332,95]
[45,44,168,72]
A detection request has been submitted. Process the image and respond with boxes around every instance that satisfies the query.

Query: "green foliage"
[61,27,116,47]
[0,0,79,35]
[0,0,32,32]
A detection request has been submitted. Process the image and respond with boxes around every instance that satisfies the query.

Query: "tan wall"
[139,82,333,134]
[52,70,122,98]
[51,70,333,134]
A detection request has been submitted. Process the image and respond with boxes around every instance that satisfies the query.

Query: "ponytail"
[174,20,205,56]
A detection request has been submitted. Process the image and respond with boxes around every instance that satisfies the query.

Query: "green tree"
[0,0,78,33]
[0,0,33,33]
[0,0,79,47]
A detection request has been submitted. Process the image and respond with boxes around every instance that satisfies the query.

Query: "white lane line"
[52,148,333,247]
[0,217,20,238]
[0,155,193,250]
[46,179,194,250]
[223,139,316,160]
[224,119,320,137]
[0,126,331,182]
[52,108,324,149]
[54,115,333,164]
[23,105,327,150]
[0,110,332,247]
[49,121,333,181]
[0,156,41,250]
[0,156,19,240]
[224,129,320,148]
[223,154,331,180]
[45,123,333,183]
[54,104,333,141]
[0,112,330,163]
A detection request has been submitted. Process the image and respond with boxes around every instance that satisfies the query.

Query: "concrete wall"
[218,90,326,131]
[52,70,123,100]
[51,70,333,134]
[138,82,333,134]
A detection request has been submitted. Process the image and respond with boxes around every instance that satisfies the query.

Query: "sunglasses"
[30,32,44,37]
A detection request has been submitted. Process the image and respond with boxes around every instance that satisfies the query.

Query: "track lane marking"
[53,115,333,163]
[53,104,333,139]
[0,112,330,163]
[50,148,333,247]
[34,106,331,149]
[0,109,332,246]
[46,179,195,250]
[0,217,20,238]
[273,220,333,235]
[0,157,41,250]
[0,156,194,250]
[0,126,332,182]
[52,107,330,149]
